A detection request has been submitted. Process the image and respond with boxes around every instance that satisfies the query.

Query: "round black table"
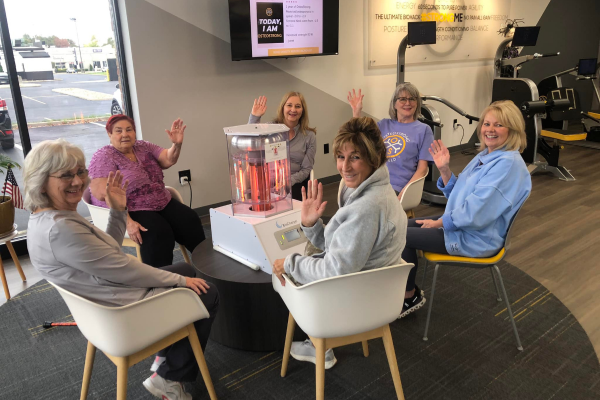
[192,240,303,352]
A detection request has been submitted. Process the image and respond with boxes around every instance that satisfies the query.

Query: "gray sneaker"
[143,373,191,400]
[290,339,337,369]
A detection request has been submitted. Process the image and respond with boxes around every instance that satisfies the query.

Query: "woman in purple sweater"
[88,114,204,268]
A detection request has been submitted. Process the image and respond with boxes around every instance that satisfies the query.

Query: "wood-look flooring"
[2,143,599,358]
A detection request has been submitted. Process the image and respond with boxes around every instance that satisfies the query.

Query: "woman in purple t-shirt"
[88,114,205,268]
[348,83,433,199]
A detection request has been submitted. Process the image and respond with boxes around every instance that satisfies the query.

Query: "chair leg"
[382,325,405,400]
[362,340,369,357]
[6,241,26,281]
[115,357,129,400]
[421,259,428,289]
[493,265,524,351]
[188,325,218,400]
[134,243,142,262]
[311,337,326,400]
[281,313,296,377]
[80,341,96,400]
[490,267,502,302]
[313,338,326,400]
[180,244,192,265]
[0,257,10,300]
[423,263,440,341]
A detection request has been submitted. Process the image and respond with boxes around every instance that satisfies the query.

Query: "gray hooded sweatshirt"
[284,164,407,284]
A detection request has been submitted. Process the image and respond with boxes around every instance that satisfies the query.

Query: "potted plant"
[0,154,21,235]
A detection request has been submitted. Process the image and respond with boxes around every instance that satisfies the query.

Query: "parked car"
[66,67,77,73]
[0,97,14,149]
[111,83,123,115]
[0,73,8,85]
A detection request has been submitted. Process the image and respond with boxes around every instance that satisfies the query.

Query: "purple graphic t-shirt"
[377,119,434,192]
[88,141,171,211]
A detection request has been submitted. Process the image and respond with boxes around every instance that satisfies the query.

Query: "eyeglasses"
[396,97,417,104]
[50,169,89,183]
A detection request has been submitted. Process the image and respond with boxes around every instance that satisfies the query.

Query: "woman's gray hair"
[23,139,88,211]
[388,82,422,121]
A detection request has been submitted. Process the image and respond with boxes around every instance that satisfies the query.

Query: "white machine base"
[210,200,307,274]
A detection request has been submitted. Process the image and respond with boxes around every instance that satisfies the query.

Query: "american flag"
[2,167,24,209]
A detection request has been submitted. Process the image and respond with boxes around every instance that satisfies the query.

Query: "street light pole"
[70,17,84,72]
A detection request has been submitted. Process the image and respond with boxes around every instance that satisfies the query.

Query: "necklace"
[124,152,136,162]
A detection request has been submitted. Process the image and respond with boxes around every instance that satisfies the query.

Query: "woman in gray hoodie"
[272,117,407,369]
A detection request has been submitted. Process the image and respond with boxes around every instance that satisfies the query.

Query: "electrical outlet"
[453,119,458,130]
[324,143,329,154]
[178,169,191,186]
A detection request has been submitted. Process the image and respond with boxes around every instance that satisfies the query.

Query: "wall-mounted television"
[227,0,339,61]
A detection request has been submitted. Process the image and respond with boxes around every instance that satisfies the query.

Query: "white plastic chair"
[82,186,191,264]
[399,168,428,219]
[273,263,414,400]
[48,282,217,400]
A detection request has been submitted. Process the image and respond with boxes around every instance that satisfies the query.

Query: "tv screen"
[408,22,436,46]
[578,58,597,76]
[228,0,339,61]
[511,26,540,47]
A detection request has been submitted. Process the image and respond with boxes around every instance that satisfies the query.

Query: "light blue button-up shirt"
[438,148,531,257]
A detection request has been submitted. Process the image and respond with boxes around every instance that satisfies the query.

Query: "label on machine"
[265,141,288,162]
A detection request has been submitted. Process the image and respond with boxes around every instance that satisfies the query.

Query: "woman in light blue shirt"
[399,100,532,318]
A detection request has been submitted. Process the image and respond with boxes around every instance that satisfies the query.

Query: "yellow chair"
[421,200,528,351]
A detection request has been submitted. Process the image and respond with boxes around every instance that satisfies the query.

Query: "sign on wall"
[367,0,511,68]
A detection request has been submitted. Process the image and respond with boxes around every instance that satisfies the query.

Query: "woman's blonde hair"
[476,100,527,153]
[273,91,317,135]
[332,117,387,171]
[388,82,422,121]
[23,139,89,211]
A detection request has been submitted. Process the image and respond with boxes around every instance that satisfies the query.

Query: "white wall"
[119,0,552,209]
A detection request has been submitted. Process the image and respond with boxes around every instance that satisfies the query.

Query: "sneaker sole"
[142,378,165,400]
[290,352,337,369]
[397,297,426,319]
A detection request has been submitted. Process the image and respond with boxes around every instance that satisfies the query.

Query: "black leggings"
[291,178,310,201]
[402,216,448,291]
[129,199,205,268]
[156,263,219,382]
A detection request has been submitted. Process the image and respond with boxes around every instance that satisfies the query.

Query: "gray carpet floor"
[1,236,599,399]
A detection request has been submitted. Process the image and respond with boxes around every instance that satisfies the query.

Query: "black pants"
[402,216,448,291]
[129,199,205,268]
[155,263,219,382]
[291,178,310,201]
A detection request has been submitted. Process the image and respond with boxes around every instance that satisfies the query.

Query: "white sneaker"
[143,373,192,400]
[150,356,166,372]
[290,339,337,369]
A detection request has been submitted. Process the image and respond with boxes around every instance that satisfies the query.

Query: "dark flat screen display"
[228,0,339,61]
[511,26,540,47]
[408,22,436,46]
[578,58,598,76]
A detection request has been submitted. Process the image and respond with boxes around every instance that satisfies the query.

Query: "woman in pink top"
[88,114,205,268]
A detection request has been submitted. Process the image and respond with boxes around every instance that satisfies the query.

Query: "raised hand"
[251,96,267,117]
[429,139,451,171]
[347,88,364,118]
[105,170,129,211]
[165,118,186,145]
[301,179,327,228]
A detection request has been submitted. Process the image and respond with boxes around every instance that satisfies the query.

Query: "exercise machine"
[396,22,480,205]
[492,26,586,181]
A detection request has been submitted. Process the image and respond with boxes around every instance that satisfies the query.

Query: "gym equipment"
[538,58,600,137]
[211,124,307,274]
[396,21,480,205]
[491,26,587,181]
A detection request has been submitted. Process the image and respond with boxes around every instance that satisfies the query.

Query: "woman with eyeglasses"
[24,139,219,399]
[87,114,205,268]
[348,83,433,313]
[348,83,433,201]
